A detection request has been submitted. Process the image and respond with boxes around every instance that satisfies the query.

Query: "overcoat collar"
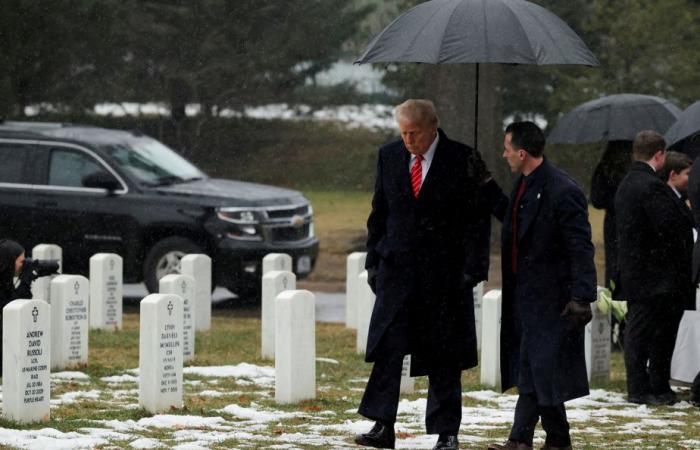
[402,128,448,202]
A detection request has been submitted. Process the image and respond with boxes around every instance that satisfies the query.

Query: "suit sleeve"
[556,184,597,302]
[590,163,616,210]
[365,149,387,270]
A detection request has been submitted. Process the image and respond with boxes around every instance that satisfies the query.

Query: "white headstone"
[480,290,502,390]
[50,275,89,370]
[181,254,212,332]
[345,252,367,330]
[261,270,296,360]
[585,288,611,383]
[696,286,700,311]
[473,281,485,351]
[2,299,51,423]
[160,275,196,362]
[30,244,62,303]
[89,253,123,330]
[356,271,376,355]
[139,294,183,413]
[399,354,414,394]
[275,290,315,404]
[262,253,292,275]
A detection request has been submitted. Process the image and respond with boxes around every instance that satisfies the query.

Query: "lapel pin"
[537,193,541,199]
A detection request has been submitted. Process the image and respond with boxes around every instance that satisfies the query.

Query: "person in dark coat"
[687,154,700,287]
[488,122,597,450]
[0,239,34,371]
[615,132,695,406]
[355,99,502,450]
[590,141,632,288]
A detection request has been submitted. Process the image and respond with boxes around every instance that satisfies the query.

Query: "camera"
[22,258,60,280]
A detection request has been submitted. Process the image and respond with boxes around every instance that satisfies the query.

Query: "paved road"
[124,284,346,324]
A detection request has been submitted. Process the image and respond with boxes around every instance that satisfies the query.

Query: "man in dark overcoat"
[488,122,597,450]
[686,154,700,290]
[615,133,695,405]
[355,99,502,450]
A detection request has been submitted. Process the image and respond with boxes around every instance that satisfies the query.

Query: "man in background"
[615,133,694,405]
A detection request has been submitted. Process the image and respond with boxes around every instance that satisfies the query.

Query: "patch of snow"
[316,357,339,365]
[0,427,108,450]
[101,374,139,383]
[219,404,300,423]
[51,371,90,381]
[130,437,165,449]
[51,390,102,405]
[137,415,227,429]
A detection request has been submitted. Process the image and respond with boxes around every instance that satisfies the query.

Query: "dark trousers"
[509,392,570,447]
[624,298,684,397]
[358,308,462,434]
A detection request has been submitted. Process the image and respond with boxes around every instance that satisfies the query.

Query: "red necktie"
[511,178,526,274]
[411,154,424,198]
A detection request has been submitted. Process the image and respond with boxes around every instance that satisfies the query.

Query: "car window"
[0,143,30,184]
[48,148,113,188]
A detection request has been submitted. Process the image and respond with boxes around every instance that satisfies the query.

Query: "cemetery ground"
[0,191,698,449]
[0,310,698,449]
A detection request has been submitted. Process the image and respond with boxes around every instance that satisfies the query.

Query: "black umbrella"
[548,94,682,144]
[666,100,700,148]
[355,0,599,148]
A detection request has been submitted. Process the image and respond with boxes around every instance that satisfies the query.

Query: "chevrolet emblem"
[290,215,305,228]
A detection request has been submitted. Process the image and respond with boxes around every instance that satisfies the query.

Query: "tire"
[143,236,203,293]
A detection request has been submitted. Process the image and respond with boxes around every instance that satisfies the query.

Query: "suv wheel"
[144,237,203,293]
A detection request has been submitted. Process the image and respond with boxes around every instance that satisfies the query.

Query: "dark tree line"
[0,0,373,119]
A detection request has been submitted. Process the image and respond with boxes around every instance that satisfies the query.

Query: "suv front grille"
[261,203,313,242]
[266,205,310,219]
[269,223,311,242]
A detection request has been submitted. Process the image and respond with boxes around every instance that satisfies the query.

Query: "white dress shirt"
[409,133,439,186]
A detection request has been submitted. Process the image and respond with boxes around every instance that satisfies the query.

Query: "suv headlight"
[217,208,262,240]
[217,208,259,224]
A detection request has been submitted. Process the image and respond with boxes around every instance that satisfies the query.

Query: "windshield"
[100,137,205,186]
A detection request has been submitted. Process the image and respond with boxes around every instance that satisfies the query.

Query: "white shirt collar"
[644,161,657,172]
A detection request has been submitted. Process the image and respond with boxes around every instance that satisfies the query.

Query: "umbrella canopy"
[547,94,682,144]
[665,100,700,148]
[355,0,598,149]
[355,0,599,66]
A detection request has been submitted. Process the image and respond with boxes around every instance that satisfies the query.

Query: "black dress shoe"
[354,422,395,449]
[433,434,459,450]
[649,391,677,406]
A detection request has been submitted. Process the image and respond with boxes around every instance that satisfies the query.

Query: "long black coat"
[365,129,492,376]
[590,164,621,287]
[500,159,597,406]
[615,162,694,307]
[687,156,700,286]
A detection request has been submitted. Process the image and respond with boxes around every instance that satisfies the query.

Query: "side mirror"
[82,171,121,192]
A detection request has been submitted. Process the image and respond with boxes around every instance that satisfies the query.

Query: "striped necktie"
[411,154,424,198]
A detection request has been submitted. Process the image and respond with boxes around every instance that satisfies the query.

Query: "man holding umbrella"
[488,122,597,450]
[356,99,503,450]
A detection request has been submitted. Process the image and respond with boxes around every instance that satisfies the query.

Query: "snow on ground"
[0,365,697,449]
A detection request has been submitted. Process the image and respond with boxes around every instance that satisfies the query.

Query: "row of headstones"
[2,245,214,423]
[29,243,213,332]
[345,252,611,392]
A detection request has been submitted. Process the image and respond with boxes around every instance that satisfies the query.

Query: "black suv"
[0,121,319,298]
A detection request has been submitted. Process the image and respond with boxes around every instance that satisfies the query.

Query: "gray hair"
[394,99,439,127]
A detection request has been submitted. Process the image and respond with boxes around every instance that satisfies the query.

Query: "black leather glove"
[367,267,377,294]
[560,299,593,330]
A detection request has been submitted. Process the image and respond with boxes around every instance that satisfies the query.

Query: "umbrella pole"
[474,63,479,151]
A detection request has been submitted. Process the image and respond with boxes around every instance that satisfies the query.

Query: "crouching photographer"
[0,239,60,305]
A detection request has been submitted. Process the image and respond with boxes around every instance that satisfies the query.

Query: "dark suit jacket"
[500,159,597,406]
[365,128,493,376]
[615,161,694,307]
